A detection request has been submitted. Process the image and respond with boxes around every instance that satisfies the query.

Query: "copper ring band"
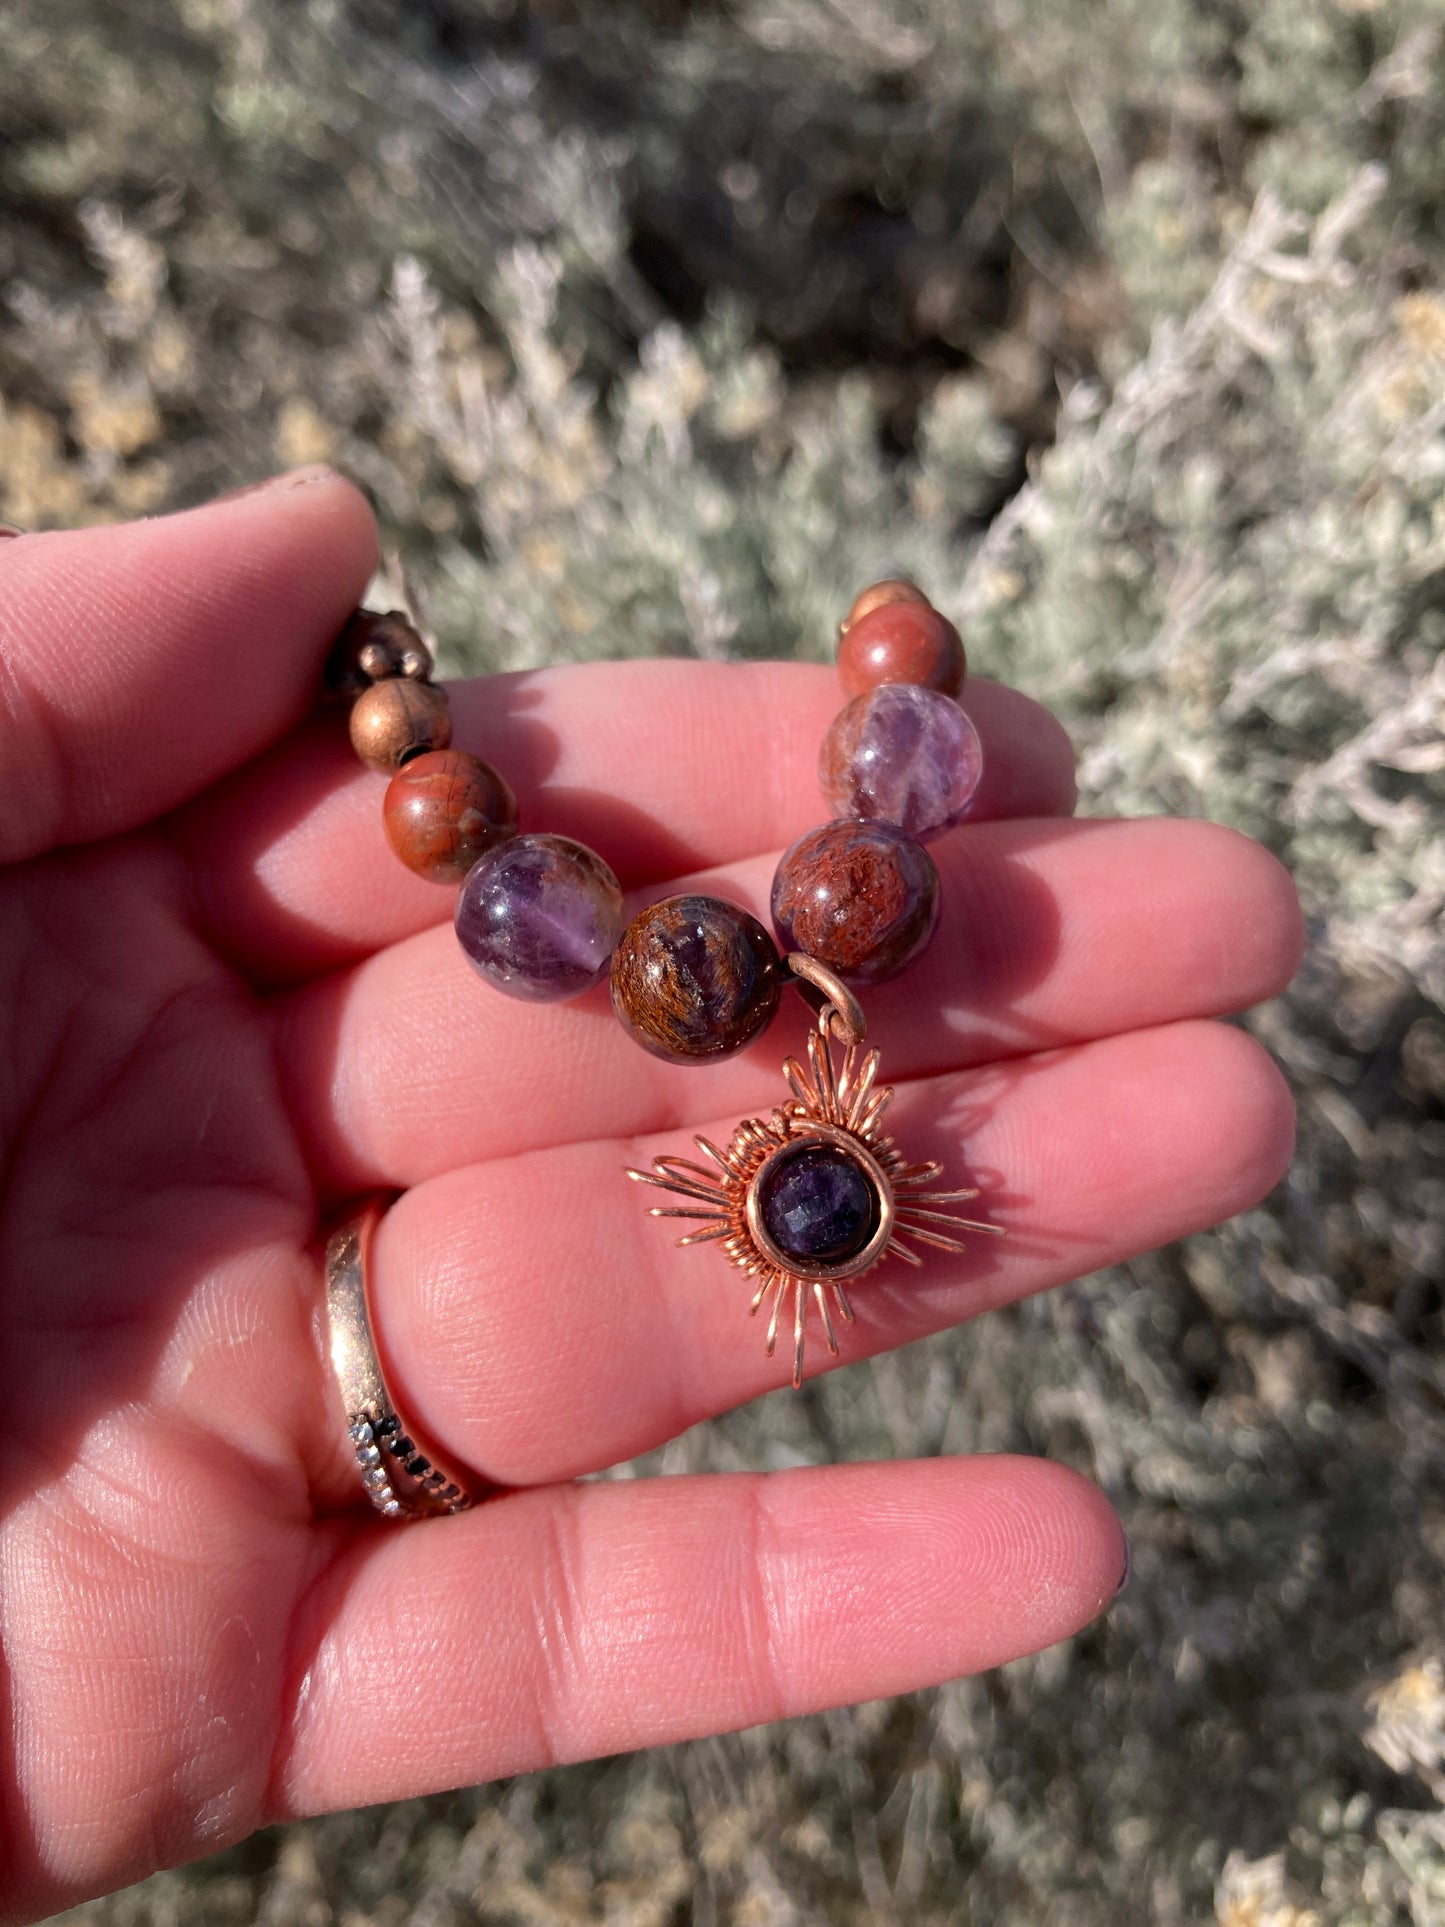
[325,1196,476,1519]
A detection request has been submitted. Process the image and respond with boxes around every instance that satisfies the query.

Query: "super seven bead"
[818,683,984,841]
[383,749,518,883]
[836,600,966,701]
[771,817,940,986]
[349,677,452,773]
[455,833,624,1001]
[611,894,782,1062]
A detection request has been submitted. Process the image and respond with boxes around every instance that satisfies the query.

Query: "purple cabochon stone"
[455,832,624,1001]
[757,1141,879,1263]
[818,683,984,841]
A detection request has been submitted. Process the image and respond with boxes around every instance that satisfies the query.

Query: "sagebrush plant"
[4,0,1443,1921]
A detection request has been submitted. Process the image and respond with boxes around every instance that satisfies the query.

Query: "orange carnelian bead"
[383,749,518,883]
[838,577,930,636]
[836,600,966,700]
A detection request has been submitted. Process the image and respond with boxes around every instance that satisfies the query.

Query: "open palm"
[0,473,1300,1921]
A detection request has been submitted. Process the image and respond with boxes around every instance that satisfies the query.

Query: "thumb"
[0,468,376,864]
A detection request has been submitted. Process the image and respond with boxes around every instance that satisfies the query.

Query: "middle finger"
[273,814,1302,1194]
[176,661,1073,982]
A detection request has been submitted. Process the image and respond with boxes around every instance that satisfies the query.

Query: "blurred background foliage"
[5,0,1445,1921]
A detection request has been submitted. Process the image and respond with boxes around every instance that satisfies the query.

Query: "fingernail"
[1114,1535,1131,1598]
[211,465,344,506]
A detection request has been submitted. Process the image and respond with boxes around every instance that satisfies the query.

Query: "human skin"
[0,472,1302,1921]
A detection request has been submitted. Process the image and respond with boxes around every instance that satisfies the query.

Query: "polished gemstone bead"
[819,683,983,840]
[348,677,452,773]
[838,577,929,636]
[611,894,782,1062]
[836,601,966,700]
[383,750,518,883]
[757,1140,880,1264]
[455,833,623,1001]
[771,818,939,986]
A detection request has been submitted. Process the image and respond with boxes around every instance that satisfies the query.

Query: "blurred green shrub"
[6,1,1443,1921]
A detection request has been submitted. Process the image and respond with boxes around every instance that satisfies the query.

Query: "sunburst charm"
[626,954,1003,1387]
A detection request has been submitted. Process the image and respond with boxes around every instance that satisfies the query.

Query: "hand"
[0,473,1300,1921]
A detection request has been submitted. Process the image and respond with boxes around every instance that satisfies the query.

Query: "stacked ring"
[325,1197,478,1519]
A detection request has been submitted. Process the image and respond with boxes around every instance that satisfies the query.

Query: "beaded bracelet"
[330,580,1001,1387]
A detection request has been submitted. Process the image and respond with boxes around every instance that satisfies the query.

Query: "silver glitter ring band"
[325,1196,477,1519]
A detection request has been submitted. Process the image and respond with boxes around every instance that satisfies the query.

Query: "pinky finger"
[274,1455,1124,1816]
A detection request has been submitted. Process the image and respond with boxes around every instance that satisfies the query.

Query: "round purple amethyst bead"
[818,683,983,841]
[455,833,624,1002]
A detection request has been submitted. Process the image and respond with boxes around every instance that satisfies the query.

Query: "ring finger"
[324,1016,1293,1492]
[275,814,1301,1194]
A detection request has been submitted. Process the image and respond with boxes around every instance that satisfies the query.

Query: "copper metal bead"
[837,577,930,637]
[349,677,452,774]
[383,749,518,883]
[325,608,434,698]
[611,894,783,1063]
[836,601,966,701]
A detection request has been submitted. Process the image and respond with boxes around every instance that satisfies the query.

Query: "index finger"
[172,662,1075,983]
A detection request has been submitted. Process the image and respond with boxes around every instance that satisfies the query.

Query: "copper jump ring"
[785,951,867,1047]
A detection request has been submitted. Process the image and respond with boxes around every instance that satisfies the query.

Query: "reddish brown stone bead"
[771,818,939,986]
[838,577,929,636]
[349,677,452,773]
[836,601,966,701]
[383,750,518,883]
[611,894,783,1063]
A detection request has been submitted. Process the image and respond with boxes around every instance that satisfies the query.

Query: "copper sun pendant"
[626,954,1002,1387]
